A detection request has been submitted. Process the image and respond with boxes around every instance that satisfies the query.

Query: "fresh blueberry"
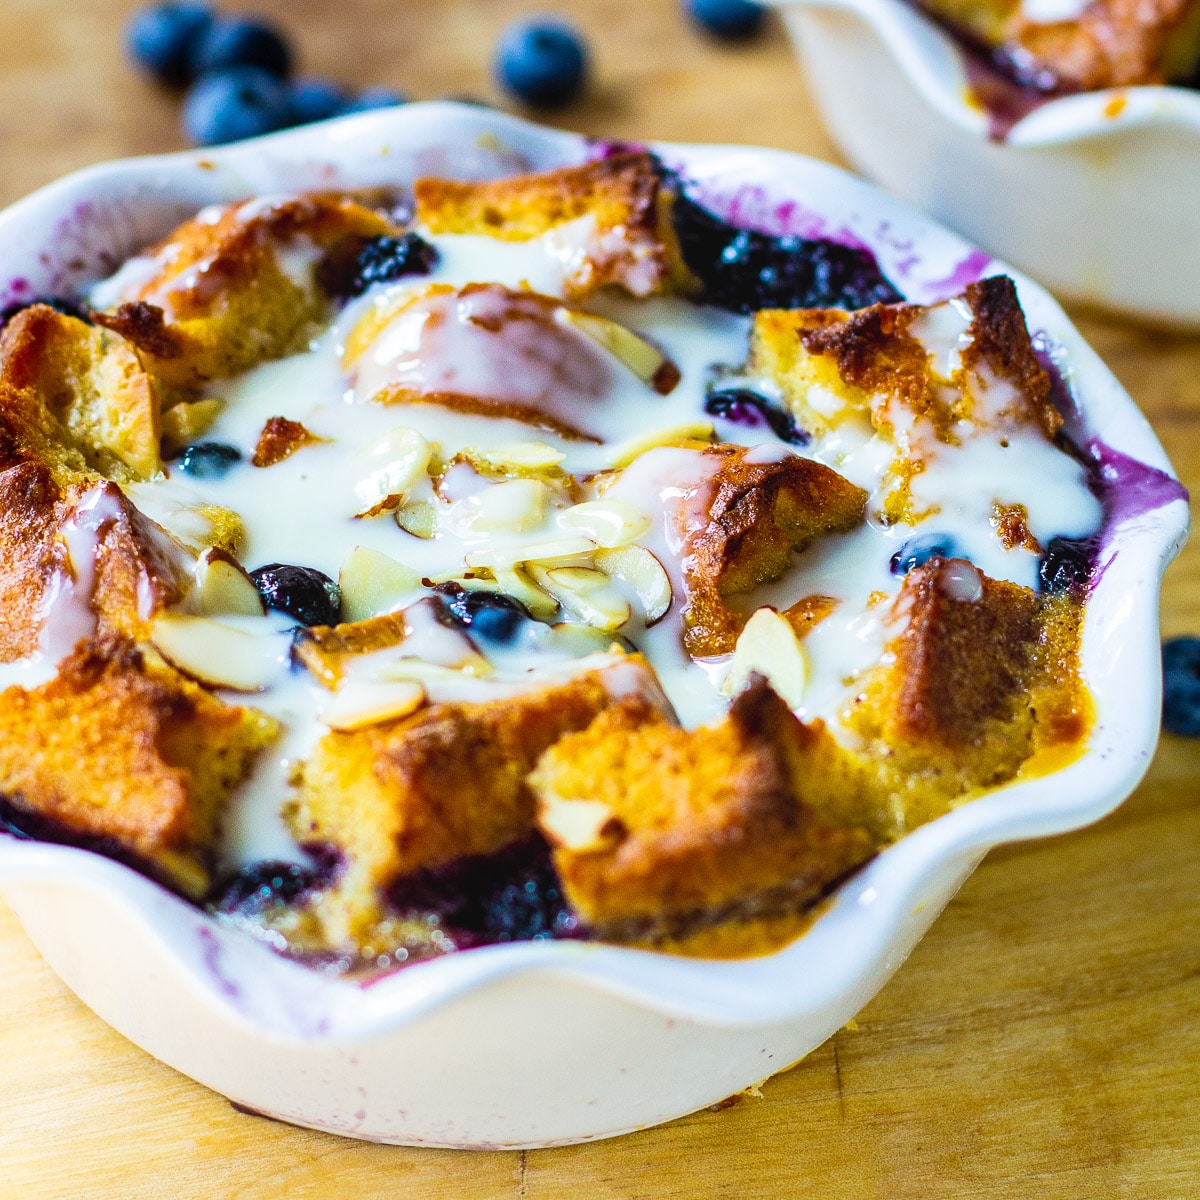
[183,67,291,146]
[188,14,292,80]
[250,563,341,627]
[211,860,317,917]
[1038,534,1098,593]
[341,86,409,114]
[286,76,349,125]
[1163,637,1200,736]
[176,441,242,478]
[704,387,810,446]
[317,233,440,299]
[434,583,533,644]
[495,18,588,108]
[890,533,958,575]
[684,0,766,39]
[669,183,902,313]
[125,2,214,86]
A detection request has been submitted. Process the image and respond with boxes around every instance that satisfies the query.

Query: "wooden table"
[0,2,1197,1196]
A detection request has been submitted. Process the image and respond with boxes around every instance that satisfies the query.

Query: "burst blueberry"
[126,2,214,86]
[495,18,588,108]
[176,441,242,478]
[890,533,959,575]
[1162,637,1200,737]
[435,583,532,645]
[250,563,341,627]
[685,0,766,40]
[1039,535,1097,593]
[318,233,439,299]
[183,67,291,146]
[188,14,292,80]
[212,860,317,917]
[704,387,809,445]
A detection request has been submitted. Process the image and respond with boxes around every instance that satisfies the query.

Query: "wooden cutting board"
[0,2,1197,1196]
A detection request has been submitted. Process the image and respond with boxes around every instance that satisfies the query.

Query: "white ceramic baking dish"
[768,0,1200,328]
[0,103,1186,1149]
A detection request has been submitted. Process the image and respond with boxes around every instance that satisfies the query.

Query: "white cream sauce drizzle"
[58,219,1103,868]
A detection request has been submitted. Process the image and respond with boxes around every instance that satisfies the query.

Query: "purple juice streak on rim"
[1086,439,1189,527]
[198,926,244,1002]
[924,249,993,299]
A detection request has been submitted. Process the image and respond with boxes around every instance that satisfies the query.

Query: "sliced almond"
[193,548,264,617]
[558,310,678,394]
[321,679,426,732]
[594,545,672,625]
[151,613,281,692]
[465,441,566,473]
[353,427,433,518]
[538,795,625,853]
[726,607,808,709]
[604,421,714,469]
[490,567,560,621]
[465,535,597,573]
[529,565,632,632]
[339,546,421,623]
[379,658,494,683]
[469,478,552,533]
[394,499,437,539]
[557,499,651,548]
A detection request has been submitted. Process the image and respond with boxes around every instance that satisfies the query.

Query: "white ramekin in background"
[0,103,1186,1148]
[768,0,1200,328]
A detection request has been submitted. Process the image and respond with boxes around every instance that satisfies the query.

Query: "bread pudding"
[0,152,1105,973]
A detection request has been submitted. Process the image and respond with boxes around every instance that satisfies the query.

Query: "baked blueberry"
[317,233,440,299]
[188,14,292,80]
[0,295,91,328]
[1039,534,1098,593]
[669,186,902,313]
[684,0,765,39]
[125,2,214,86]
[890,533,959,575]
[495,18,588,108]
[286,77,349,125]
[704,386,810,445]
[183,67,291,146]
[342,86,409,114]
[435,583,532,645]
[250,564,342,627]
[176,441,242,478]
[1163,637,1200,736]
[211,860,318,917]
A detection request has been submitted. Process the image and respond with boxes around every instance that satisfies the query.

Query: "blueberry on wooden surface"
[188,14,292,80]
[176,441,242,478]
[342,86,410,114]
[183,67,291,146]
[704,387,809,445]
[495,18,588,108]
[669,186,902,313]
[435,583,532,645]
[1163,637,1200,736]
[126,2,214,86]
[890,533,959,575]
[684,0,765,39]
[250,564,342,627]
[286,76,349,125]
[318,233,440,299]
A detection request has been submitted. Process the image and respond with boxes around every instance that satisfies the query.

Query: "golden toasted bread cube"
[530,682,876,941]
[680,445,867,656]
[95,194,398,390]
[0,635,277,897]
[0,305,162,481]
[414,152,689,299]
[919,0,1200,89]
[751,277,1060,524]
[287,653,666,948]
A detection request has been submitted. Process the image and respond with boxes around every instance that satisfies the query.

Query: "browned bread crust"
[0,634,277,897]
[414,152,689,299]
[530,682,876,941]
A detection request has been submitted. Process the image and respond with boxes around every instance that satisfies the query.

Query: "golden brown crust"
[0,635,277,896]
[679,445,867,657]
[415,152,681,299]
[530,683,876,940]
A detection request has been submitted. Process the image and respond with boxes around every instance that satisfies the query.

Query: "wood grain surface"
[0,2,1197,1197]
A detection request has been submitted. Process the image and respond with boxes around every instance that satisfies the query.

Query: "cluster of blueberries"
[127,1,768,146]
